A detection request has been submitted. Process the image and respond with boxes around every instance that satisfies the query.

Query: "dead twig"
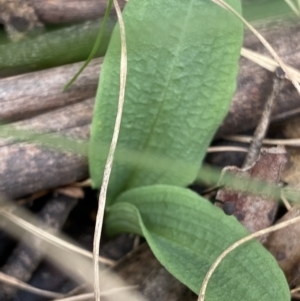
[243,70,283,168]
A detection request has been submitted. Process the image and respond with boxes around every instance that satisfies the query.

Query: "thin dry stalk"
[241,48,300,82]
[281,191,293,211]
[0,271,63,299]
[198,215,300,301]
[207,146,248,153]
[1,211,114,266]
[211,0,300,94]
[243,75,282,168]
[92,0,127,300]
[291,286,300,294]
[284,0,300,16]
[224,135,300,147]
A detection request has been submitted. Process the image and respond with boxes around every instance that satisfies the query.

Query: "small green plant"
[89,0,289,300]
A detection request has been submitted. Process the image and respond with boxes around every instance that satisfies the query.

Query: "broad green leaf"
[106,185,290,301]
[89,0,243,201]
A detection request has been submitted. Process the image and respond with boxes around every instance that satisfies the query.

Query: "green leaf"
[89,0,243,200]
[106,185,290,301]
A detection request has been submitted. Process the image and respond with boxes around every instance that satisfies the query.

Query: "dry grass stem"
[198,214,300,301]
[284,0,300,16]
[100,285,138,296]
[1,210,115,266]
[291,286,300,294]
[92,0,127,300]
[241,48,300,83]
[207,146,248,153]
[211,0,300,94]
[0,271,63,299]
[72,179,92,187]
[224,135,300,147]
[281,191,293,211]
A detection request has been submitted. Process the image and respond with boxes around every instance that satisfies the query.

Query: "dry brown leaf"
[216,146,287,242]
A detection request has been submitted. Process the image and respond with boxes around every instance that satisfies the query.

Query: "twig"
[198,214,300,301]
[92,0,127,300]
[243,72,283,168]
